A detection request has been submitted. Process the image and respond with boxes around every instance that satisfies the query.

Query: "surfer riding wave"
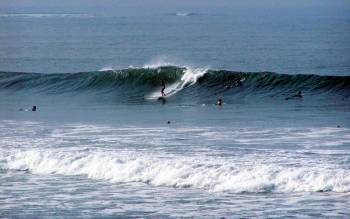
[161,80,166,96]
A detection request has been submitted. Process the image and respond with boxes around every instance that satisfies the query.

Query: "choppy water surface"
[1,3,350,217]
[0,65,350,217]
[1,116,350,218]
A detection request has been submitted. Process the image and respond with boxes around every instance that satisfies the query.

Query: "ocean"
[0,3,350,218]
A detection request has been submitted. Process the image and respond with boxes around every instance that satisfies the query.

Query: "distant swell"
[0,13,93,18]
[0,66,349,101]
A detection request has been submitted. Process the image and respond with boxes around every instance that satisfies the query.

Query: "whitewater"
[1,65,350,218]
[1,4,350,217]
[1,118,350,218]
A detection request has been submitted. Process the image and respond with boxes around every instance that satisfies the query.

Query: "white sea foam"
[98,67,114,71]
[1,121,349,194]
[147,67,207,99]
[175,12,195,17]
[176,13,190,17]
[142,60,181,69]
[2,149,349,193]
[142,58,209,99]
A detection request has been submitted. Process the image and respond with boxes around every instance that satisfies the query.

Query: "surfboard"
[157,96,167,103]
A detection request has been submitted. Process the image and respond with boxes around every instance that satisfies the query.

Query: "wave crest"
[0,66,349,101]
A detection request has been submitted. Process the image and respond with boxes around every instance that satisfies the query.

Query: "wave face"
[0,66,349,102]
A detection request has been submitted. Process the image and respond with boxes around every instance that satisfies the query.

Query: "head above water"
[32,106,37,111]
[216,98,222,106]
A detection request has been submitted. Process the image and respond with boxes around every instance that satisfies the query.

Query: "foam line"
[2,149,349,193]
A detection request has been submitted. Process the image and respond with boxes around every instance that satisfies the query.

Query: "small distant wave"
[0,13,94,18]
[2,148,350,193]
[175,12,196,17]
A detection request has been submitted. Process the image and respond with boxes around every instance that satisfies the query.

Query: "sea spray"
[147,67,208,99]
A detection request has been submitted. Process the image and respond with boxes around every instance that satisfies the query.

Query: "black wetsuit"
[161,80,166,96]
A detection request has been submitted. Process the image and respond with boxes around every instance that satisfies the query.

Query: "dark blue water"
[0,4,349,75]
[1,2,350,218]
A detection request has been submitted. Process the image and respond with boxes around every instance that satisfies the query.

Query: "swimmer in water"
[32,105,37,111]
[224,84,233,90]
[216,98,223,106]
[161,80,166,97]
[294,91,303,98]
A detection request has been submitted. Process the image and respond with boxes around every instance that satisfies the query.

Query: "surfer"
[161,80,166,97]
[224,84,233,90]
[216,98,223,106]
[157,80,167,104]
[285,91,303,100]
[19,105,37,111]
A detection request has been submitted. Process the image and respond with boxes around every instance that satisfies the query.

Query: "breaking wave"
[0,66,349,101]
[1,149,349,193]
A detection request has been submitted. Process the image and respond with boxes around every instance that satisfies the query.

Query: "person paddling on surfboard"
[161,80,166,96]
[285,91,303,100]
